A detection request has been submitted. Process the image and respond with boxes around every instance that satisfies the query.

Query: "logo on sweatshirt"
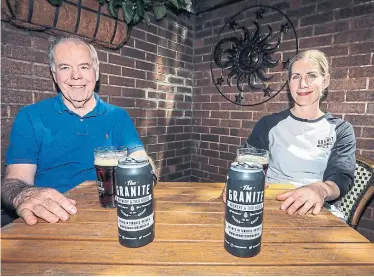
[317,136,334,148]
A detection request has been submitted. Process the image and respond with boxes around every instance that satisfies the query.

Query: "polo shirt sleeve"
[117,110,145,155]
[6,108,39,165]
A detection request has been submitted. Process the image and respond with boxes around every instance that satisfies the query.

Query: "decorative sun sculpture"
[210,5,299,106]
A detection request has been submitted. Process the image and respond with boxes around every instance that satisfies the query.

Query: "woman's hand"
[276,182,330,215]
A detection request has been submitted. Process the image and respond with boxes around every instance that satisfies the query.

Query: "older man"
[2,37,155,225]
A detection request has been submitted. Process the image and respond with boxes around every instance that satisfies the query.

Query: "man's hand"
[222,183,269,204]
[276,181,336,216]
[14,187,77,225]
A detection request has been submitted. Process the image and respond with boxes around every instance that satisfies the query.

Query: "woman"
[226,50,356,217]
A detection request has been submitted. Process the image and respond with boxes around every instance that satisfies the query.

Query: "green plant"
[47,0,191,27]
[104,0,191,26]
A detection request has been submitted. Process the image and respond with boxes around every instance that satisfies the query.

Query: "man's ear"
[51,69,57,83]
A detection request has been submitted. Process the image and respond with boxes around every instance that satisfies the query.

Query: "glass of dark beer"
[94,146,127,208]
[236,147,269,171]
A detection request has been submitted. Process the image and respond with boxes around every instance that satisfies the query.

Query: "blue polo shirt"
[6,93,144,193]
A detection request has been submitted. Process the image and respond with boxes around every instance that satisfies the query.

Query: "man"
[1,37,156,226]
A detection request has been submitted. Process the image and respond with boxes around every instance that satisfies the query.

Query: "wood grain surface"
[2,182,373,276]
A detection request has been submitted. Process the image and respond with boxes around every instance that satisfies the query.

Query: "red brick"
[109,97,135,108]
[136,60,155,71]
[136,79,157,89]
[324,91,345,103]
[122,68,146,79]
[336,4,374,20]
[349,42,374,55]
[6,45,47,63]
[327,103,366,114]
[346,91,374,102]
[349,66,374,78]
[32,36,51,51]
[220,135,241,145]
[300,35,332,49]
[367,103,374,114]
[345,115,374,126]
[300,11,333,27]
[109,76,135,87]
[231,111,251,120]
[99,85,122,97]
[2,59,33,74]
[315,46,348,57]
[2,30,32,46]
[121,88,145,98]
[33,64,51,78]
[97,50,108,63]
[108,54,134,67]
[135,40,157,54]
[317,0,350,11]
[100,63,121,75]
[363,128,374,138]
[330,78,367,91]
[332,55,371,68]
[335,29,374,44]
[136,99,157,109]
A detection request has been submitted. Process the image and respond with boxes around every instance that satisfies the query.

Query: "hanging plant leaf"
[47,0,63,6]
[108,0,123,18]
[168,0,180,9]
[136,0,145,17]
[132,11,141,25]
[98,0,106,5]
[143,12,151,26]
[122,1,135,24]
[153,5,167,20]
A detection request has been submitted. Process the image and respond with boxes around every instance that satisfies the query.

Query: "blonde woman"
[226,50,356,218]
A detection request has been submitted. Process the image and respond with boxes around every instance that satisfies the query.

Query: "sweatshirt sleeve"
[323,121,356,200]
[246,117,270,151]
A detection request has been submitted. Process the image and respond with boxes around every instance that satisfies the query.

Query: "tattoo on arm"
[1,178,34,210]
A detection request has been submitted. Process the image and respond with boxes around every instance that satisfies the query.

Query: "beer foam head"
[237,155,268,165]
[94,152,126,166]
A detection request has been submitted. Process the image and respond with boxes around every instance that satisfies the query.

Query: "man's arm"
[1,164,36,210]
[2,164,78,225]
[129,150,158,182]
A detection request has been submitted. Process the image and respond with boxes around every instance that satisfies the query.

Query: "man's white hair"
[48,36,100,80]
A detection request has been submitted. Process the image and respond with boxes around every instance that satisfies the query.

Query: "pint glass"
[94,146,127,208]
[236,147,269,171]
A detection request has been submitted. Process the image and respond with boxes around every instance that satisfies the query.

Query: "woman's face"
[289,59,328,107]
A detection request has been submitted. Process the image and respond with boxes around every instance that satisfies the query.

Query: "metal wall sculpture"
[210,5,298,106]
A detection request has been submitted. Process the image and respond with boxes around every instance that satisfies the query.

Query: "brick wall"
[1,11,194,182]
[192,0,374,240]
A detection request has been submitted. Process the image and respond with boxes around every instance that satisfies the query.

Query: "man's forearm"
[1,178,33,210]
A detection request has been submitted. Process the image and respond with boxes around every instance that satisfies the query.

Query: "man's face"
[52,41,98,109]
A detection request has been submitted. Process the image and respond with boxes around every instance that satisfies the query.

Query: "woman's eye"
[292,75,300,80]
[308,74,317,79]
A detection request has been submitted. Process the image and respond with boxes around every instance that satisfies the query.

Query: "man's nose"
[71,68,82,79]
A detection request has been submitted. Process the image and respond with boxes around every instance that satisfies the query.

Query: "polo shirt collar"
[53,93,106,116]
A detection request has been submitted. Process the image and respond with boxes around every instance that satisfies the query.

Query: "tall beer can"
[115,157,155,248]
[224,162,265,257]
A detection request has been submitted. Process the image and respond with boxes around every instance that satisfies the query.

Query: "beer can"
[224,162,265,257]
[115,157,155,248]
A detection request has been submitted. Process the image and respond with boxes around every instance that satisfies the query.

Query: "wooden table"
[2,182,374,275]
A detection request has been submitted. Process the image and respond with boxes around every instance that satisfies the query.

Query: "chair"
[334,154,374,228]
